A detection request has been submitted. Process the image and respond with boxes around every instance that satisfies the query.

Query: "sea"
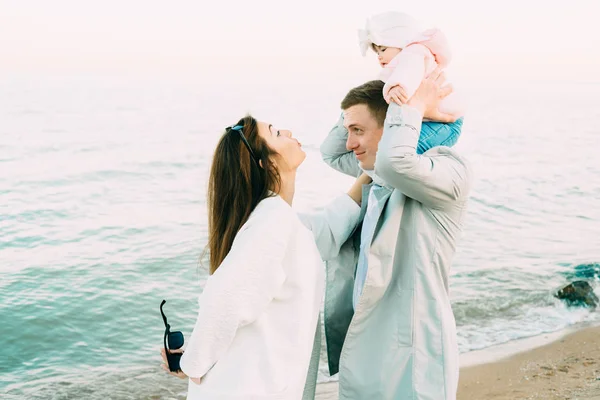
[1,75,599,399]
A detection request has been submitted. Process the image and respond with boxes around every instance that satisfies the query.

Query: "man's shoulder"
[415,147,474,205]
[422,146,472,173]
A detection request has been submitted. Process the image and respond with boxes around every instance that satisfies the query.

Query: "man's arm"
[374,103,472,210]
[320,113,363,178]
[321,113,463,177]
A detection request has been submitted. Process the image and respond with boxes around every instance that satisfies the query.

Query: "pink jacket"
[380,29,463,115]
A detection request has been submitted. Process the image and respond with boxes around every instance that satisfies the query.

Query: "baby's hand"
[386,85,409,105]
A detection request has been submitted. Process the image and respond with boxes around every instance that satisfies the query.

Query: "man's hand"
[386,85,409,105]
[408,68,456,123]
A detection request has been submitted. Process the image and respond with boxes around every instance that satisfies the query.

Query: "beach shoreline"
[316,323,600,399]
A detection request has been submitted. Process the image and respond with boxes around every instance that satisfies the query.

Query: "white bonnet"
[358,12,424,56]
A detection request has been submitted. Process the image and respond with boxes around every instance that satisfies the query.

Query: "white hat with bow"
[358,12,424,56]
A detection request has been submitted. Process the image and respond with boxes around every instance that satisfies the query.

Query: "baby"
[359,11,465,119]
[319,11,465,180]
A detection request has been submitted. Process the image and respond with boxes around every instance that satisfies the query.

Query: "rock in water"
[555,281,599,309]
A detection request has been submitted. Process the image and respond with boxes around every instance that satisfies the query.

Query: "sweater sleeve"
[382,44,428,102]
[179,200,293,379]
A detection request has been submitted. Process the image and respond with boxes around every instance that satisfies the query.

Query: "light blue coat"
[316,104,473,400]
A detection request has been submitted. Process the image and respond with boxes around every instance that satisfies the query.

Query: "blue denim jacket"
[417,118,463,154]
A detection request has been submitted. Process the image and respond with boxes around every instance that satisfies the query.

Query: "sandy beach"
[316,325,600,399]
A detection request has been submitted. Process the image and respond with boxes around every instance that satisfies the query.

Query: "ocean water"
[1,76,599,399]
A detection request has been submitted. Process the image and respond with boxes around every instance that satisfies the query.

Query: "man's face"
[343,104,383,170]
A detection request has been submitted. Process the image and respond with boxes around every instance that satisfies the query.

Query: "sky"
[1,0,599,85]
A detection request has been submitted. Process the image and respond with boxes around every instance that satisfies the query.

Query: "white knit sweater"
[180,194,360,400]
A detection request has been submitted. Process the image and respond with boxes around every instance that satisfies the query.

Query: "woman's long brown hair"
[205,116,281,274]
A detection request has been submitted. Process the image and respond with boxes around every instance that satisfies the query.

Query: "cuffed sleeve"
[382,45,427,102]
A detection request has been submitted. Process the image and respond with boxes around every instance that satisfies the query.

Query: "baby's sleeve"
[382,44,430,102]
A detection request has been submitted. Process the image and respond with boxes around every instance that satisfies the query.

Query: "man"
[319,71,472,399]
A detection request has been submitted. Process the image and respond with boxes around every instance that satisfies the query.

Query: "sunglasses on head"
[160,300,184,372]
[227,124,260,166]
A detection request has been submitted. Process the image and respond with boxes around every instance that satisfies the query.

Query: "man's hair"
[341,80,387,127]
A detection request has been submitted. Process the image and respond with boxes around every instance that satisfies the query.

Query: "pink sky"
[1,0,598,84]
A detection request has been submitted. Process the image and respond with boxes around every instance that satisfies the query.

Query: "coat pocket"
[415,298,444,362]
[396,289,415,347]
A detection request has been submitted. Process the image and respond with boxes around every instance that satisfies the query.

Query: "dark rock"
[554,280,599,309]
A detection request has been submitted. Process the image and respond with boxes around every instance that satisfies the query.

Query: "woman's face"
[257,121,305,172]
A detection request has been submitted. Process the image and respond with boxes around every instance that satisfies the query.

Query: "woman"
[160,116,369,399]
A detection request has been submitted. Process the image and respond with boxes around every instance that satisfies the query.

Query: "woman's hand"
[160,347,203,384]
[160,347,187,379]
[347,173,373,206]
[408,68,456,123]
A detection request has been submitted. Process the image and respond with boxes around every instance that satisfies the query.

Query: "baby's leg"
[417,118,464,154]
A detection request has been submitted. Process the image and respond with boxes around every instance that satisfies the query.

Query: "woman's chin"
[295,152,307,169]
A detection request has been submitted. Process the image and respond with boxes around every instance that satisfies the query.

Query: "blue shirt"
[352,183,393,309]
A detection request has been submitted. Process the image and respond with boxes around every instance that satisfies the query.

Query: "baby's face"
[372,45,402,67]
